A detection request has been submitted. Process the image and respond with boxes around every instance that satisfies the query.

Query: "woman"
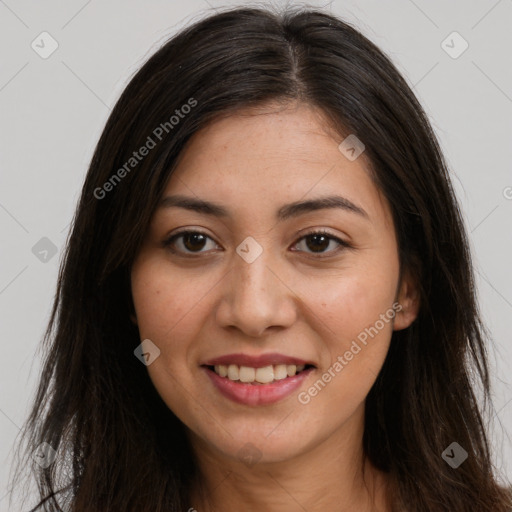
[12,5,512,511]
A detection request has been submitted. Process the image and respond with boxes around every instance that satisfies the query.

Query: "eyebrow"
[158,194,369,221]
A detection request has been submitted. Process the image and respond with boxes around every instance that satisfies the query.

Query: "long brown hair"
[11,5,512,511]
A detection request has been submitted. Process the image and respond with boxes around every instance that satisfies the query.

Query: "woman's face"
[130,102,418,465]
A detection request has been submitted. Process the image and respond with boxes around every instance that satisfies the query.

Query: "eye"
[162,229,351,257]
[292,230,350,256]
[163,230,219,255]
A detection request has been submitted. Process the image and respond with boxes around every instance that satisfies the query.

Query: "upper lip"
[202,352,315,368]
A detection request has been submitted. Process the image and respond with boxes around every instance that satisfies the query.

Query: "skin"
[130,101,419,512]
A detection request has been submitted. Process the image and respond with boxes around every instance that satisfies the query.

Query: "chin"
[198,427,312,467]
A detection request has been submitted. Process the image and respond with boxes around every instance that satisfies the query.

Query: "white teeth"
[239,366,255,382]
[273,364,288,380]
[212,363,309,383]
[227,364,239,380]
[255,365,274,383]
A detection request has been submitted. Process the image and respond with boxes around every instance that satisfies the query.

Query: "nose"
[215,247,297,338]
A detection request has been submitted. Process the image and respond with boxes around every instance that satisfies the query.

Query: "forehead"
[161,102,391,226]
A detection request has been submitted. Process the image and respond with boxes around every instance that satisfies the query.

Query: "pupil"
[307,234,329,252]
[184,233,206,251]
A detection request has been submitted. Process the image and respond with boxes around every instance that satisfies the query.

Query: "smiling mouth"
[204,363,315,385]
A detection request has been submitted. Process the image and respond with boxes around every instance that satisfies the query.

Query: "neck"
[187,404,392,512]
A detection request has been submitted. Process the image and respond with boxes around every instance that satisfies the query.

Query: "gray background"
[1,0,511,509]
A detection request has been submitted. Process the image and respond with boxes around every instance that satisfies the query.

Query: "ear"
[127,269,138,326]
[393,269,420,331]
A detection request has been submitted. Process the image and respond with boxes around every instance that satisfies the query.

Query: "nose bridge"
[216,239,295,336]
[236,248,273,298]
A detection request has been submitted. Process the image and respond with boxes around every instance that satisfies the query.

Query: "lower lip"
[202,366,314,406]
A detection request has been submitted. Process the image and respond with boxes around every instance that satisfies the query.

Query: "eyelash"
[162,229,351,258]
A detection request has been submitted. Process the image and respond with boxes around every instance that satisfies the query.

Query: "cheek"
[130,259,208,417]
[306,260,398,338]
[131,258,210,341]
[299,250,399,391]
